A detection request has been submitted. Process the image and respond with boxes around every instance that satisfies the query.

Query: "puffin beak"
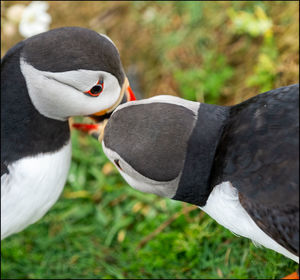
[72,77,136,141]
[125,85,136,102]
[90,77,135,118]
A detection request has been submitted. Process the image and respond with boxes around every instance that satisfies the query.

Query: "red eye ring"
[84,79,104,97]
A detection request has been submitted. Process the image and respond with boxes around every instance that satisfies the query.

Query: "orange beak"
[72,78,136,136]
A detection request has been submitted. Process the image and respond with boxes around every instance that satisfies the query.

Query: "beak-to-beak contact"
[72,77,136,141]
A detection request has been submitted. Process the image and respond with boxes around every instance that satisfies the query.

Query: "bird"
[100,84,299,265]
[1,26,135,240]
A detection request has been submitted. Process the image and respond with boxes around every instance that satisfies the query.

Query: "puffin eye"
[84,79,104,97]
[90,85,102,94]
[114,159,123,171]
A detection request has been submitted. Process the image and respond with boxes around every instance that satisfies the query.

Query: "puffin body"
[1,27,134,239]
[1,141,71,239]
[101,84,299,263]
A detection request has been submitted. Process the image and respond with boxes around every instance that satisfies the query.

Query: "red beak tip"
[127,86,136,101]
[72,123,99,133]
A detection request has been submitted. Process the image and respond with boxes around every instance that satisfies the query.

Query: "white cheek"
[118,170,158,194]
[118,169,180,198]
[102,143,179,198]
[20,58,121,120]
[46,69,101,92]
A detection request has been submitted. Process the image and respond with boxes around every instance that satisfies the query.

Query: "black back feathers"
[212,84,299,255]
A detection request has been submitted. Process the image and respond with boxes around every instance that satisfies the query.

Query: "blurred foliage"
[228,6,273,37]
[174,52,234,103]
[1,1,299,279]
[1,1,299,104]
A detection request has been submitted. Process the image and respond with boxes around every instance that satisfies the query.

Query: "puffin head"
[102,95,200,198]
[18,26,135,121]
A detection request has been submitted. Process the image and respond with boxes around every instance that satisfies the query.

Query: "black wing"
[212,84,299,256]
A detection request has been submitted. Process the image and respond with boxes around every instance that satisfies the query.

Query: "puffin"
[1,26,135,240]
[99,84,299,265]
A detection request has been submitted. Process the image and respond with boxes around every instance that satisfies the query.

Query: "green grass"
[1,131,298,279]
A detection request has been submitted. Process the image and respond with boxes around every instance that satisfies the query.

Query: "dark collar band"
[173,103,229,206]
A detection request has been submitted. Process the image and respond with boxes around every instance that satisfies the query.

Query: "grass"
[1,1,299,279]
[1,131,298,279]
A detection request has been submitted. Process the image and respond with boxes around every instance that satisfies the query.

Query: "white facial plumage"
[20,58,121,121]
[102,142,180,198]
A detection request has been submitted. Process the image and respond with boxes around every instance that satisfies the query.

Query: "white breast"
[1,141,71,240]
[200,181,299,263]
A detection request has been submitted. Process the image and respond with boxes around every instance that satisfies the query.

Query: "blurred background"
[1,1,299,279]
